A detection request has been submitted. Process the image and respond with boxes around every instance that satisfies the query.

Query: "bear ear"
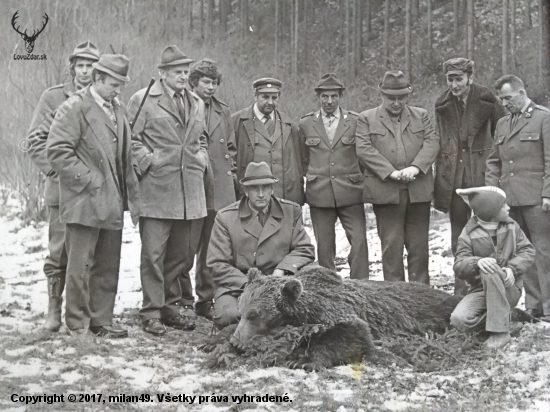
[281,279,303,304]
[247,267,264,283]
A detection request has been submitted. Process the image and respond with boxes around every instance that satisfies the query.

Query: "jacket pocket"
[519,132,540,142]
[306,174,317,181]
[348,172,364,183]
[305,137,321,146]
[369,127,385,136]
[341,136,356,145]
[409,125,424,134]
[495,135,506,145]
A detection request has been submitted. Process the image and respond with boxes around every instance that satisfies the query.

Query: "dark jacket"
[454,217,535,291]
[203,96,237,211]
[47,87,140,229]
[299,109,364,208]
[27,81,77,206]
[232,105,304,205]
[356,105,439,204]
[127,81,209,220]
[485,102,550,206]
[207,196,315,300]
[434,83,505,212]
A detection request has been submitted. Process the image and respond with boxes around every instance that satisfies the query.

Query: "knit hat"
[456,186,507,221]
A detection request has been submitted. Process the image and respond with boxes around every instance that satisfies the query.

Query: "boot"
[43,275,64,332]
[483,332,511,350]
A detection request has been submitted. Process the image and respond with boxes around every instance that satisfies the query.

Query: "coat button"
[462,149,466,152]
[176,123,180,127]
[220,139,225,142]
[331,163,335,166]
[76,173,81,178]
[253,252,256,256]
[100,159,103,163]
[225,154,230,159]
[510,173,514,176]
[331,176,335,179]
[227,171,231,175]
[292,264,296,268]
[509,160,513,164]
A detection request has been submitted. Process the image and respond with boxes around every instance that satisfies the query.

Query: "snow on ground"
[0,195,548,411]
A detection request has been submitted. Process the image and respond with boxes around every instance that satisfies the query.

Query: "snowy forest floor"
[1,192,550,412]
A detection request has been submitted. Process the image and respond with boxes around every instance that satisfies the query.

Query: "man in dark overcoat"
[486,74,550,321]
[183,59,237,320]
[207,162,315,329]
[27,41,100,331]
[128,45,209,335]
[433,58,505,295]
[232,78,304,205]
[299,73,369,279]
[356,71,439,284]
[47,54,139,337]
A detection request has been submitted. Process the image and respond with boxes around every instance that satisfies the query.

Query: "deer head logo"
[11,11,49,54]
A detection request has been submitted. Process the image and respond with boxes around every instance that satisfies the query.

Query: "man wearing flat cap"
[299,73,369,279]
[207,162,315,329]
[486,74,550,321]
[128,45,209,335]
[26,41,100,332]
[47,54,139,338]
[356,71,439,284]
[433,58,505,296]
[232,78,304,205]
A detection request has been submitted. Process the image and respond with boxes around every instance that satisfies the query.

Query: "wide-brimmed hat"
[443,58,474,76]
[253,78,282,93]
[158,45,194,69]
[239,162,279,186]
[456,186,507,221]
[92,54,130,82]
[69,41,100,62]
[314,73,346,92]
[378,70,413,95]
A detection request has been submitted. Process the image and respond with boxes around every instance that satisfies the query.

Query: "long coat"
[299,109,364,208]
[355,105,440,204]
[203,96,237,211]
[434,83,505,212]
[27,81,77,206]
[127,81,209,220]
[232,105,304,205]
[47,87,139,229]
[485,102,550,206]
[207,196,315,300]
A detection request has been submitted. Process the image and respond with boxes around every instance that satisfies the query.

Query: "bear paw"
[286,359,322,372]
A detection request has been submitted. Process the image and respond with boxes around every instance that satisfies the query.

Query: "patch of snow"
[384,400,421,411]
[330,388,353,402]
[24,383,44,394]
[247,368,281,380]
[60,371,83,384]
[169,375,202,393]
[5,346,37,357]
[81,355,107,368]
[54,347,76,356]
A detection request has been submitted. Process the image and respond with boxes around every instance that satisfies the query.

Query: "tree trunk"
[540,0,550,89]
[427,0,432,63]
[357,0,363,65]
[206,0,214,44]
[384,0,390,67]
[467,0,474,59]
[406,0,412,81]
[220,0,228,35]
[366,0,371,35]
[188,0,194,37]
[304,0,309,72]
[453,0,459,38]
[293,0,299,77]
[525,0,532,28]
[511,0,516,71]
[345,0,351,81]
[200,0,205,42]
[503,0,509,73]
[275,0,279,68]
[412,0,419,21]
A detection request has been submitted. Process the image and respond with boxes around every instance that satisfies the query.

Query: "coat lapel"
[400,106,411,133]
[509,114,528,138]
[277,110,293,146]
[378,107,396,136]
[241,106,257,147]
[331,109,351,147]
[312,111,332,147]
[258,198,283,245]
[208,100,222,135]
[243,216,263,239]
[158,89,183,124]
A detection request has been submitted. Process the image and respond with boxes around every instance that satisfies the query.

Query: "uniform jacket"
[356,105,440,204]
[207,196,315,300]
[27,81,77,206]
[299,109,364,208]
[47,87,140,229]
[454,217,535,291]
[485,102,550,206]
[203,96,237,211]
[434,83,505,212]
[232,105,304,205]
[127,81,209,220]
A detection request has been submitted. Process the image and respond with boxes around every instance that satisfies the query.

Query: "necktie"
[263,115,275,136]
[326,113,334,127]
[175,92,186,124]
[510,113,519,132]
[258,210,266,227]
[103,101,117,127]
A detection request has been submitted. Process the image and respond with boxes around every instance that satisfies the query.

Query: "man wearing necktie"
[433,58,505,296]
[486,74,550,321]
[299,73,369,279]
[232,78,304,205]
[207,162,315,329]
[356,71,439,285]
[47,54,139,338]
[26,41,100,332]
[128,45,209,336]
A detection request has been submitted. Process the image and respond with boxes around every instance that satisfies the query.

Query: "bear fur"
[231,265,462,370]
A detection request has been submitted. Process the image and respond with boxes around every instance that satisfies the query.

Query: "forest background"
[1,0,549,222]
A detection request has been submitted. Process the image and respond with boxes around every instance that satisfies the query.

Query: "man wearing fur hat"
[356,71,439,284]
[433,58,505,296]
[451,186,535,349]
[207,162,315,329]
[486,74,550,321]
[47,54,139,338]
[183,58,237,320]
[27,41,100,332]
[128,45,209,335]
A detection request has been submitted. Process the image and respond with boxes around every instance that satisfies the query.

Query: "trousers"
[449,191,471,296]
[44,206,67,281]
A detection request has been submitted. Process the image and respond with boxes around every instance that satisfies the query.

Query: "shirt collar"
[90,85,119,107]
[163,82,181,99]
[247,200,270,217]
[321,107,341,119]
[254,103,274,121]
[520,98,532,114]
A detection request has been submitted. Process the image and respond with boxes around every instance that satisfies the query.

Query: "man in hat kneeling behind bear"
[207,162,315,329]
[451,186,535,349]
